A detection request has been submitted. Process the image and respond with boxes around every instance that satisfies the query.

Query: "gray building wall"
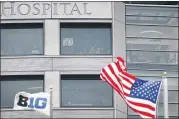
[0,1,125,118]
[1,1,178,118]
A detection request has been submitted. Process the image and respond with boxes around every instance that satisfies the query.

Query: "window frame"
[1,22,45,57]
[59,22,113,56]
[60,74,114,108]
[0,75,44,108]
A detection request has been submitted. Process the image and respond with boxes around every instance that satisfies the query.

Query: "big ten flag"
[13,92,50,116]
[100,56,162,118]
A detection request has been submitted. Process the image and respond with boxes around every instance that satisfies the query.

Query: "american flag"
[100,56,162,118]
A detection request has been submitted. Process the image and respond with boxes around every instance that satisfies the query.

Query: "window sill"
[1,55,113,59]
[1,108,33,111]
[1,107,114,111]
[54,107,114,110]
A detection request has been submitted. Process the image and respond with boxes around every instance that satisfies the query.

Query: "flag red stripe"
[102,69,123,95]
[115,62,136,82]
[107,65,131,97]
[108,64,131,92]
[100,73,106,82]
[100,73,124,99]
[128,100,155,111]
[100,57,157,118]
[122,83,131,90]
[108,64,121,84]
[129,105,155,118]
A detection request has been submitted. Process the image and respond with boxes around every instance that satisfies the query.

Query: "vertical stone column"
[112,2,127,118]
[44,20,60,55]
[45,71,60,107]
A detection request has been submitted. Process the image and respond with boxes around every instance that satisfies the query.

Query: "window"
[0,75,44,108]
[60,23,112,55]
[1,23,44,56]
[61,75,113,107]
[125,1,179,5]
[126,5,178,118]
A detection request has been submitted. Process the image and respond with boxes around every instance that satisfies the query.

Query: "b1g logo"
[17,95,47,109]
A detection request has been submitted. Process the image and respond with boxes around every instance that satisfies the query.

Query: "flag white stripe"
[100,56,160,118]
[140,115,152,118]
[105,66,131,95]
[101,71,125,98]
[101,71,125,99]
[126,97,156,108]
[100,73,106,81]
[111,63,132,88]
[125,99,155,115]
[101,71,122,93]
[105,64,132,94]
[123,87,130,94]
[104,67,124,93]
[118,72,135,83]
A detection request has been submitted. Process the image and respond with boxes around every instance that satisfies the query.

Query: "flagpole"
[114,91,117,119]
[162,72,168,118]
[50,85,53,119]
[156,98,158,118]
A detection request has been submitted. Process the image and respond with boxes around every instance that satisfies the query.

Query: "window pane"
[127,63,178,71]
[159,91,178,103]
[0,75,44,108]
[128,104,179,116]
[126,16,178,26]
[126,6,178,17]
[126,25,178,39]
[1,23,44,56]
[128,70,178,77]
[61,75,113,107]
[126,38,178,52]
[127,51,178,65]
[157,104,178,116]
[60,23,112,55]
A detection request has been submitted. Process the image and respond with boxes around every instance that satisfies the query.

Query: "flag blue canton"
[130,78,162,103]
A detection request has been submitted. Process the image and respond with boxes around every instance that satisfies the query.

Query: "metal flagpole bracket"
[50,85,53,119]
[162,72,169,118]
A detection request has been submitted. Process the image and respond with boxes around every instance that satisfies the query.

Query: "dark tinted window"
[1,23,44,56]
[0,75,44,108]
[60,23,112,55]
[61,75,113,107]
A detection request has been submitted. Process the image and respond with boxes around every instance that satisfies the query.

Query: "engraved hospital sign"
[0,2,112,19]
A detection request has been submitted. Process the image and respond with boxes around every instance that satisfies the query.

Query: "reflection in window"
[127,51,178,64]
[60,23,112,55]
[126,6,178,17]
[126,16,178,26]
[0,75,44,108]
[126,38,178,51]
[126,25,178,39]
[1,23,44,56]
[157,103,178,116]
[126,5,178,118]
[128,70,178,77]
[159,91,178,103]
[128,104,179,117]
[61,75,113,107]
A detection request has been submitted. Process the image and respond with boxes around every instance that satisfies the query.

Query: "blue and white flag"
[13,92,50,116]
